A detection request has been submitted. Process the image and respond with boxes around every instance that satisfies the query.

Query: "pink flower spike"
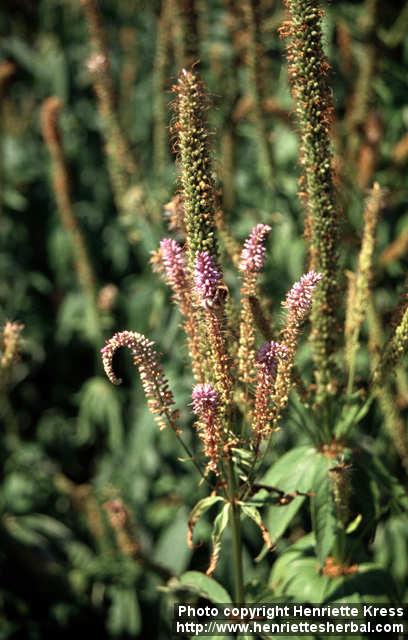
[101,330,151,385]
[192,383,219,415]
[191,383,221,475]
[100,330,177,432]
[239,224,272,273]
[283,271,323,321]
[194,251,222,309]
[256,341,288,375]
[159,238,187,289]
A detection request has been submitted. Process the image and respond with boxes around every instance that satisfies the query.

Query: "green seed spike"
[173,68,219,271]
[281,0,341,402]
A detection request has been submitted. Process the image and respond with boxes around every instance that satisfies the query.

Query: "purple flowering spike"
[159,238,187,289]
[257,341,288,375]
[283,271,323,320]
[192,383,219,415]
[239,224,272,273]
[191,383,221,476]
[194,251,222,309]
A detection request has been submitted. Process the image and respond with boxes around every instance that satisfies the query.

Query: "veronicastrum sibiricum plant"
[99,3,408,607]
[100,68,323,603]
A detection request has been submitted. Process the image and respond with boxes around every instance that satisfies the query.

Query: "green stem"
[346,335,358,396]
[347,363,356,397]
[226,456,245,604]
[321,398,333,445]
[153,377,212,488]
[332,526,347,566]
[163,412,212,488]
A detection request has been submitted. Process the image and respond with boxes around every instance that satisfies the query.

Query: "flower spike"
[159,238,188,301]
[281,0,341,399]
[253,341,288,441]
[283,270,323,322]
[238,224,272,388]
[101,331,178,431]
[194,251,223,310]
[239,224,272,274]
[271,271,323,427]
[192,383,222,474]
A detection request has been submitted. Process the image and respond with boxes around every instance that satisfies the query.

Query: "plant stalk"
[226,456,245,604]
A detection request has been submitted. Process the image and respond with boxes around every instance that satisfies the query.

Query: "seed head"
[1,321,24,371]
[172,68,218,268]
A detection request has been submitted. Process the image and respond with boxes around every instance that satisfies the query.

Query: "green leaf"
[232,447,255,475]
[271,533,398,604]
[374,514,408,584]
[2,515,49,548]
[207,504,230,574]
[271,539,330,602]
[188,496,225,548]
[258,446,322,542]
[311,456,337,564]
[107,586,141,636]
[178,571,232,603]
[335,395,372,439]
[325,563,399,602]
[346,514,362,534]
[351,448,408,539]
[261,445,321,493]
[263,497,305,559]
[77,377,124,451]
[57,292,100,345]
[288,394,320,441]
[153,507,191,575]
[240,505,272,561]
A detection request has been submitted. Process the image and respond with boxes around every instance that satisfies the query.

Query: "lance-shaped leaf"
[178,571,232,603]
[187,495,224,550]
[207,503,230,576]
[240,504,274,562]
[311,456,338,565]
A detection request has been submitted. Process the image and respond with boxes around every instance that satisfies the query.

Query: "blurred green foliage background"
[0,0,408,637]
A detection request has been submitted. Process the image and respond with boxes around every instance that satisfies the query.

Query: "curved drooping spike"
[101,331,178,431]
